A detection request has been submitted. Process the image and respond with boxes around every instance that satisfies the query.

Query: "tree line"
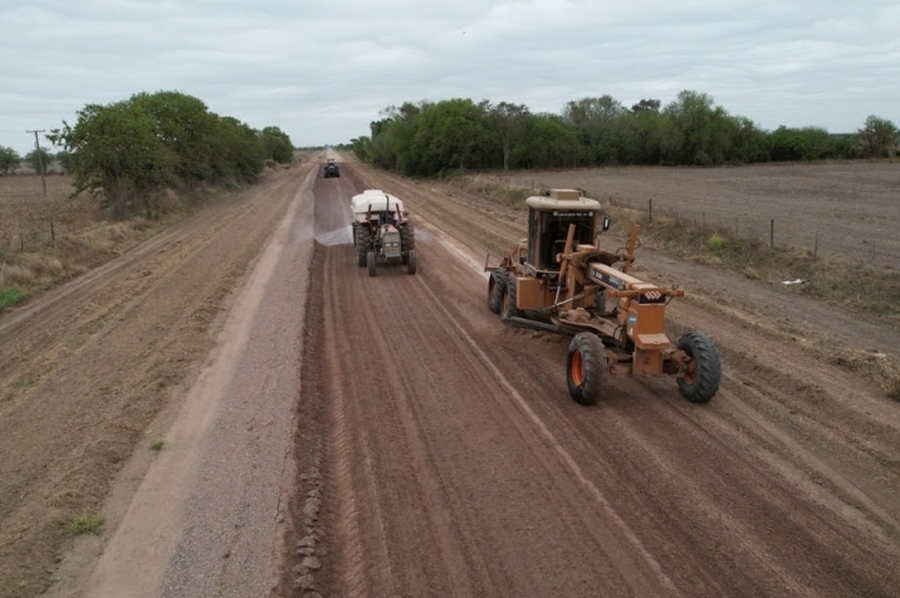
[0,146,54,176]
[0,90,294,217]
[350,91,898,177]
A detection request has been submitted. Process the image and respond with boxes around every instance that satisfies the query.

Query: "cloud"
[1,0,897,154]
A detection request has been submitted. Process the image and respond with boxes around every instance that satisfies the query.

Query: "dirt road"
[2,158,899,597]
[279,162,900,597]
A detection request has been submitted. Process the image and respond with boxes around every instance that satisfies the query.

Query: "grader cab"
[486,189,721,405]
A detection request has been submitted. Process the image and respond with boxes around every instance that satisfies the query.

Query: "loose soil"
[1,158,898,597]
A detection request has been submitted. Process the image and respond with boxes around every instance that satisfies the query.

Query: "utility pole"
[26,129,47,195]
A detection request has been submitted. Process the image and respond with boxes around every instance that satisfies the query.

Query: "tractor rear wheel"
[407,249,417,274]
[487,270,506,314]
[676,332,721,403]
[401,223,416,264]
[566,333,607,405]
[356,228,370,267]
[500,275,525,319]
[367,251,377,277]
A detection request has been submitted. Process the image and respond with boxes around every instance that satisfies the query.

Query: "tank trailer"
[351,189,417,276]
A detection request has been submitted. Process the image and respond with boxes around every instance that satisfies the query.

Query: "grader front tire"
[566,333,608,406]
[500,276,525,319]
[676,331,722,403]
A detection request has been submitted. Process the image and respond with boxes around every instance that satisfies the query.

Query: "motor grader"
[486,188,721,405]
[351,189,417,276]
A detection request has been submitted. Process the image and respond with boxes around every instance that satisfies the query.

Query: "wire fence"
[630,197,900,269]
[0,219,80,253]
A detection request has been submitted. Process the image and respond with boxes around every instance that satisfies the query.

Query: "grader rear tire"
[367,251,377,277]
[487,270,506,314]
[566,333,607,405]
[500,275,525,319]
[676,332,721,403]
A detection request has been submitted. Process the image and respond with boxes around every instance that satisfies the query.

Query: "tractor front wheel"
[367,251,377,277]
[566,333,607,405]
[407,249,417,274]
[487,270,506,314]
[676,332,722,403]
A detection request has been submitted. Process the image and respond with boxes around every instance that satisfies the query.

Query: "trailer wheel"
[407,249,417,274]
[367,251,377,277]
[676,332,721,403]
[487,270,506,314]
[501,275,525,319]
[567,333,607,405]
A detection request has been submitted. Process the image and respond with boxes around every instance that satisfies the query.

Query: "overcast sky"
[2,0,898,155]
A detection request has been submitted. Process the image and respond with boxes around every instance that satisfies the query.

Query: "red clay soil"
[1,158,898,598]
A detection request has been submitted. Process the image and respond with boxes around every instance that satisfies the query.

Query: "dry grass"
[446,173,531,209]
[0,175,193,310]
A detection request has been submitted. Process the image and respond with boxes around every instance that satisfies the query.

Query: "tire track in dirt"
[277,160,900,598]
[285,170,689,597]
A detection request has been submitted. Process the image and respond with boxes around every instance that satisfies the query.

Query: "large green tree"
[129,91,219,181]
[259,126,294,163]
[0,146,20,175]
[50,100,179,217]
[482,100,529,170]
[49,90,277,217]
[516,113,582,168]
[414,99,496,173]
[563,95,627,164]
[857,115,897,158]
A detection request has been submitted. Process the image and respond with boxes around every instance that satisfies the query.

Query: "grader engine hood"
[587,262,672,351]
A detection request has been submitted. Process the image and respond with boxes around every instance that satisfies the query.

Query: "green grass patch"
[150,438,166,451]
[0,287,26,308]
[707,233,725,252]
[67,511,105,536]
